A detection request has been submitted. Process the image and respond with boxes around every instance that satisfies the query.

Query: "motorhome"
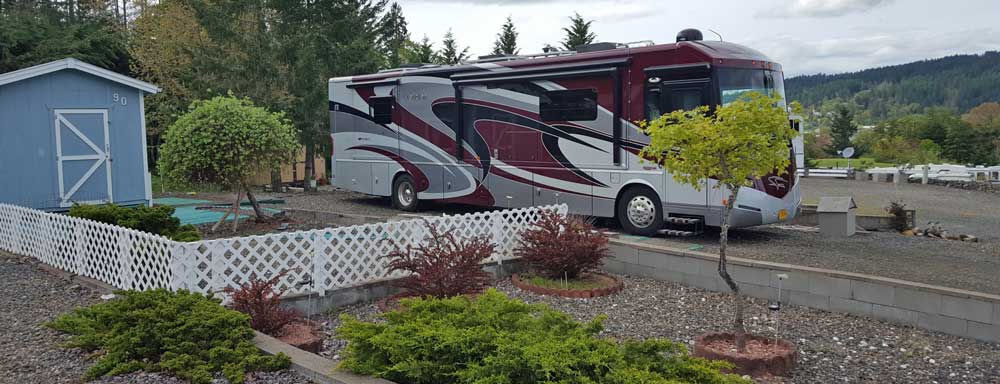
[329,29,801,235]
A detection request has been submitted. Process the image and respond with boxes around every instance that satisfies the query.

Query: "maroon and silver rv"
[329,29,801,235]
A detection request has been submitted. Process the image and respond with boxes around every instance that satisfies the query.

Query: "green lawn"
[150,175,224,195]
[810,157,893,170]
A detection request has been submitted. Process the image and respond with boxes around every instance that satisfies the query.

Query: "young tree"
[403,35,436,63]
[436,29,469,65]
[561,12,596,51]
[826,105,857,155]
[159,95,298,232]
[639,93,797,352]
[491,16,519,55]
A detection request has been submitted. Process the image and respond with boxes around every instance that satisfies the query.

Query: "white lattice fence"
[0,203,174,290]
[171,204,569,297]
[0,202,567,299]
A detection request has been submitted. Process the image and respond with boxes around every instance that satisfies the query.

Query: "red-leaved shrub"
[515,211,609,279]
[223,271,300,336]
[383,221,494,298]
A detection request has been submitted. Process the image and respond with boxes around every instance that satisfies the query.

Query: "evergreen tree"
[378,2,408,69]
[561,12,595,51]
[491,16,518,55]
[0,2,129,73]
[403,35,436,64]
[436,29,469,65]
[826,106,857,155]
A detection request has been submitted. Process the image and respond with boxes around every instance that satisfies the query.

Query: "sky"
[395,0,1000,77]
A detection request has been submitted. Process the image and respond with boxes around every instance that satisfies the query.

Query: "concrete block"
[940,295,993,323]
[917,313,967,336]
[601,259,628,275]
[873,304,918,325]
[966,321,1000,343]
[650,267,685,284]
[830,297,873,316]
[730,264,773,287]
[639,252,700,275]
[624,262,656,278]
[740,282,778,302]
[682,273,723,292]
[893,287,942,314]
[993,303,1000,325]
[609,243,638,264]
[788,290,831,311]
[771,271,809,291]
[852,280,894,306]
[808,275,853,298]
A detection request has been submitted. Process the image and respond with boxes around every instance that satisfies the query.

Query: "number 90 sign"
[112,92,128,106]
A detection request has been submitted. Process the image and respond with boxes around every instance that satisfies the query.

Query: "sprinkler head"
[768,301,781,311]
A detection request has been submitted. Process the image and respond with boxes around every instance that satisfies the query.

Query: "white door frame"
[54,109,112,207]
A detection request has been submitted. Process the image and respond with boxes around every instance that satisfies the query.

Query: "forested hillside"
[787,51,1000,124]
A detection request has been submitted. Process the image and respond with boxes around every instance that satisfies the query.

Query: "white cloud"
[761,0,893,18]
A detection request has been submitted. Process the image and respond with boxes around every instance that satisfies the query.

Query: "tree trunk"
[243,183,265,221]
[304,142,315,192]
[719,184,747,353]
[270,169,282,193]
[231,188,243,233]
[211,187,241,233]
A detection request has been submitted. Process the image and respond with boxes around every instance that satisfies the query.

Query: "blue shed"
[0,58,160,210]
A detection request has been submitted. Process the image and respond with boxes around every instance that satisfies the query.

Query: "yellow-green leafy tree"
[159,94,298,232]
[639,92,798,352]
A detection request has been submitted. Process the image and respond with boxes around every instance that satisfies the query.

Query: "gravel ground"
[800,178,1000,242]
[0,251,312,384]
[321,275,1000,384]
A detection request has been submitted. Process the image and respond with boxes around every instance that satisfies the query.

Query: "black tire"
[616,186,663,236]
[391,174,420,211]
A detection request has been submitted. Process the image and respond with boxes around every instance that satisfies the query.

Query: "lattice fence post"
[74,221,85,275]
[211,242,225,295]
[12,207,23,255]
[168,242,187,291]
[492,212,504,264]
[311,231,326,297]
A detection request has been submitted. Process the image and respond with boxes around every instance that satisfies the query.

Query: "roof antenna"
[707,29,724,42]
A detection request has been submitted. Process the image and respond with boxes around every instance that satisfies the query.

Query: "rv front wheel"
[392,174,420,211]
[617,187,663,236]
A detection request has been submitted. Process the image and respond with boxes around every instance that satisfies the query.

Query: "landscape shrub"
[68,203,202,241]
[886,200,912,231]
[382,220,493,298]
[48,289,290,384]
[223,271,301,336]
[514,210,609,279]
[337,289,749,384]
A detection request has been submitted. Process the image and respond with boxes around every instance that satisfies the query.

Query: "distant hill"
[786,51,1000,122]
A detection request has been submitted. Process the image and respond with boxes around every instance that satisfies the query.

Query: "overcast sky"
[395,0,1000,77]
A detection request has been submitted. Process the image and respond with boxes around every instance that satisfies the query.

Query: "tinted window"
[370,96,393,124]
[539,88,597,122]
[719,68,785,106]
[645,81,710,120]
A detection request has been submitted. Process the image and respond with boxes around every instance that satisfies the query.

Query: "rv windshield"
[719,68,786,107]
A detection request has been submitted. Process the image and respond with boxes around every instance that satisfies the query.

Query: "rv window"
[539,88,598,122]
[487,82,547,98]
[370,96,393,124]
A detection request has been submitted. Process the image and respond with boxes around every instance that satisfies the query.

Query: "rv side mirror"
[370,96,394,124]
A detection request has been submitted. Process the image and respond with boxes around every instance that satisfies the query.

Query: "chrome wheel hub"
[627,196,656,228]
[398,183,414,206]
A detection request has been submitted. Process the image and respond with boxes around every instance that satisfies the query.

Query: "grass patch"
[811,157,893,170]
[151,174,225,194]
[523,273,609,290]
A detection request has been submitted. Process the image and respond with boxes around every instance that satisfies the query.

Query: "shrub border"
[511,272,623,298]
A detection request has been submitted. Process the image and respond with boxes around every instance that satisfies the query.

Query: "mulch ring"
[511,272,623,298]
[693,332,798,378]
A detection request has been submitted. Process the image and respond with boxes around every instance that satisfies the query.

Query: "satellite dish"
[842,147,855,159]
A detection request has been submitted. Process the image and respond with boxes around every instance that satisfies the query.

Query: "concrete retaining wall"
[791,204,916,231]
[603,239,1000,344]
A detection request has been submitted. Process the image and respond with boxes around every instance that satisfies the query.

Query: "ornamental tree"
[159,94,298,232]
[639,92,798,353]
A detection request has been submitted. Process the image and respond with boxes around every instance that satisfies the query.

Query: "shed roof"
[0,58,160,93]
[817,197,857,213]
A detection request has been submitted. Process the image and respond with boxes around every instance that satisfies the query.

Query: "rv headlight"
[778,209,789,220]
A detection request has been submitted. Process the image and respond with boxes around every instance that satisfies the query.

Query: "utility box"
[817,197,857,237]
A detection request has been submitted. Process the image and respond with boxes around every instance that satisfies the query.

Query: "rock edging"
[511,272,623,298]
[693,332,798,378]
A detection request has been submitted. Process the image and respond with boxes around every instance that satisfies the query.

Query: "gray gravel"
[322,275,1000,384]
[0,251,312,384]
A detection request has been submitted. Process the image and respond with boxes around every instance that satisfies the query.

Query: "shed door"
[55,109,112,207]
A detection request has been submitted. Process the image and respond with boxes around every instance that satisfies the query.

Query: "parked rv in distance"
[329,29,802,236]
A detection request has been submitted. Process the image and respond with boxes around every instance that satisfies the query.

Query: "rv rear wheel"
[617,186,663,236]
[392,174,420,211]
